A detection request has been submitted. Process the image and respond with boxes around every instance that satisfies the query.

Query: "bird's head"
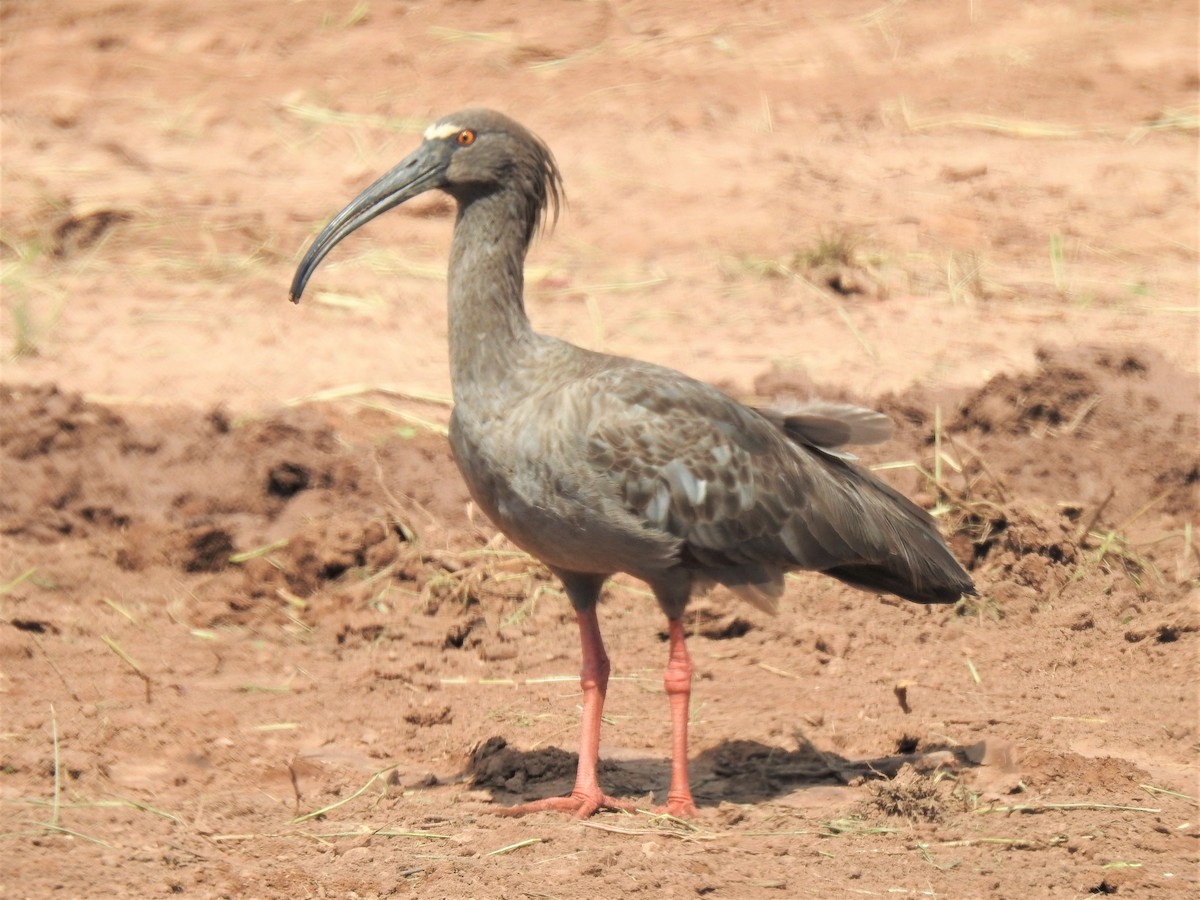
[289,108,562,303]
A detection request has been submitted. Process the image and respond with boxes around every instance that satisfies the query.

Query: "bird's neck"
[446,190,537,408]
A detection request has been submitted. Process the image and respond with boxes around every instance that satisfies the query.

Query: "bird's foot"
[652,787,700,825]
[653,795,698,818]
[496,789,637,819]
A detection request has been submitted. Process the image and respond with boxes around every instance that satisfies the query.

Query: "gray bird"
[290,109,975,818]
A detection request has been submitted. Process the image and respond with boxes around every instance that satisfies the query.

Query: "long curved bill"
[289,143,447,303]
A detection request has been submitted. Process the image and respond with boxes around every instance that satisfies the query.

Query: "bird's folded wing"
[578,367,888,573]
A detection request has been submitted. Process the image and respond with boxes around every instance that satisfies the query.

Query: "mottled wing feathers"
[580,365,972,608]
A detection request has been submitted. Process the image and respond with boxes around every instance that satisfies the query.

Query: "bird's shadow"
[464,732,976,811]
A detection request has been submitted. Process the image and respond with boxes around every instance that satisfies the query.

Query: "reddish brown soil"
[2,2,1197,897]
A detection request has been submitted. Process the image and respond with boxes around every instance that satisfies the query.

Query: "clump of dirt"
[867,764,952,823]
[467,736,580,795]
[943,346,1198,532]
[0,383,471,630]
[757,346,1197,610]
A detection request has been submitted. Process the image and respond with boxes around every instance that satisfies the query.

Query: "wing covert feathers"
[581,365,973,608]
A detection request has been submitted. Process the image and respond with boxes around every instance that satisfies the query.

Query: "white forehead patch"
[423,121,463,141]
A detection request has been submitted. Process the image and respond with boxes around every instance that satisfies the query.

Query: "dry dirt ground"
[2,1,1198,897]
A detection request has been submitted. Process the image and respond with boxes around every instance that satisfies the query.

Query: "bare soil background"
[1,1,1197,897]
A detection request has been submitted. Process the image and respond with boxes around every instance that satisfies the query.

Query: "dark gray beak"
[289,140,449,303]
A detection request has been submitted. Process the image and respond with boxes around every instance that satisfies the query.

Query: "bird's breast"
[448,406,677,578]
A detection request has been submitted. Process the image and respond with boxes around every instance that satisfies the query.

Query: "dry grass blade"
[284,382,453,408]
[1126,106,1199,143]
[964,658,981,684]
[100,634,152,703]
[1139,784,1198,806]
[581,818,714,841]
[228,539,289,564]
[757,662,803,680]
[976,801,1161,814]
[485,837,545,856]
[292,766,398,823]
[100,596,136,622]
[900,100,1096,138]
[312,829,451,840]
[428,25,510,45]
[1083,530,1163,588]
[821,817,903,836]
[918,835,1069,851]
[37,824,114,848]
[32,634,82,702]
[353,400,450,437]
[0,566,38,595]
[47,703,61,829]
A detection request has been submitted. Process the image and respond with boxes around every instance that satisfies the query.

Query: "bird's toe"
[496,789,636,819]
[654,797,699,818]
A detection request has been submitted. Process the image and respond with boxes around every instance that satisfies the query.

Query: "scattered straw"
[229,539,289,564]
[293,765,398,823]
[976,801,1161,815]
[313,829,450,840]
[1074,486,1116,545]
[31,633,81,703]
[1126,107,1199,143]
[821,818,903,837]
[1140,784,1198,807]
[486,837,545,856]
[918,834,1068,851]
[100,634,152,703]
[900,100,1094,139]
[758,662,803,680]
[353,400,449,436]
[100,596,136,622]
[964,658,981,684]
[38,824,114,848]
[581,820,713,842]
[47,703,61,830]
[428,25,511,45]
[276,587,308,610]
[0,566,37,595]
[284,382,453,408]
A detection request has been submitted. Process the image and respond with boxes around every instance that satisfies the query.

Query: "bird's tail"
[818,465,976,604]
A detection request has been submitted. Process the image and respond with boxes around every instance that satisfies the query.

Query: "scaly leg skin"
[658,617,698,817]
[498,606,636,818]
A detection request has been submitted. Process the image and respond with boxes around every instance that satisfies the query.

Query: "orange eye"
[456,129,476,146]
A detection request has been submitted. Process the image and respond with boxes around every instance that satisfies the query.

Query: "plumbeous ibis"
[289,109,975,818]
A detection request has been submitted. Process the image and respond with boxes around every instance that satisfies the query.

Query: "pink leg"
[498,606,635,818]
[659,618,698,816]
